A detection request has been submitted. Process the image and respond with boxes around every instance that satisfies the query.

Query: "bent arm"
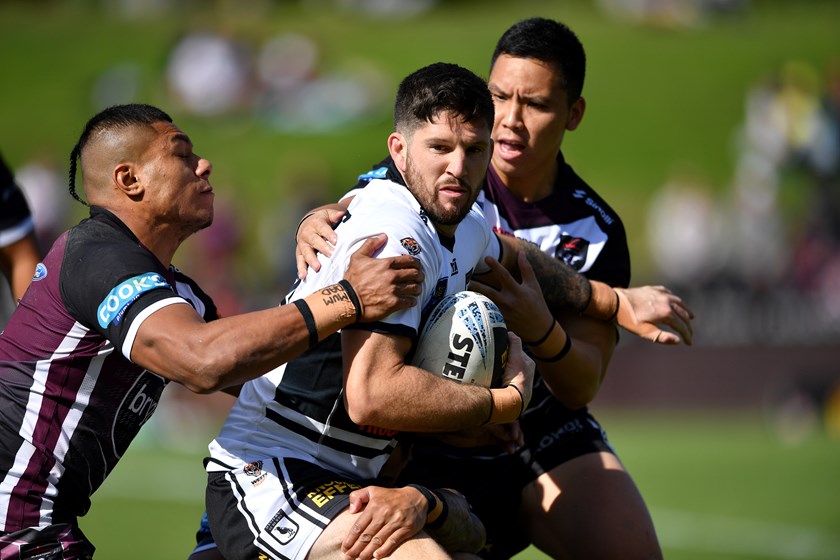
[132,235,423,393]
[0,231,40,302]
[341,330,531,432]
[471,252,614,409]
[133,285,353,394]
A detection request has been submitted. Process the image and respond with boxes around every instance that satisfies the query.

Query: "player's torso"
[213,180,495,479]
[0,211,214,527]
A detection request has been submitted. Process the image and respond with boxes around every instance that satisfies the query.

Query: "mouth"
[495,139,526,159]
[439,182,468,198]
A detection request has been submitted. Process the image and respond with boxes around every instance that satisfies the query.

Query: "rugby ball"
[411,291,509,387]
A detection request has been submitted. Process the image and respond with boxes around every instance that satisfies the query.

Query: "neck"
[492,159,558,203]
[110,209,182,268]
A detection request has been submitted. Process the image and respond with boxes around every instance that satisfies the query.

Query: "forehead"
[412,112,491,143]
[489,55,566,97]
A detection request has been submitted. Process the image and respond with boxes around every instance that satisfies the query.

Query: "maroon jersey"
[0,206,217,531]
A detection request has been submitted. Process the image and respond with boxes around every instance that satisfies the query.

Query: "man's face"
[488,54,583,184]
[137,121,215,234]
[394,112,492,235]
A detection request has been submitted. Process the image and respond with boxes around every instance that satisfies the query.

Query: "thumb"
[326,208,347,226]
[347,488,371,513]
[356,234,387,256]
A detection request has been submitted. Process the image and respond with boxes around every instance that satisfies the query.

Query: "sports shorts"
[205,456,370,560]
[0,523,95,559]
[397,403,615,560]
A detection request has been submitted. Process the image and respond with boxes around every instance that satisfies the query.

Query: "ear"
[566,97,586,132]
[114,163,143,197]
[388,132,408,172]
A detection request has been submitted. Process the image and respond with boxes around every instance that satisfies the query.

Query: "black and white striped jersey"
[208,179,501,481]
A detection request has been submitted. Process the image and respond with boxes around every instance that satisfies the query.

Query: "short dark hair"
[490,17,586,103]
[393,62,494,137]
[68,104,173,206]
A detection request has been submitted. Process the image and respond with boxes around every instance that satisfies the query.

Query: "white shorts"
[205,455,370,560]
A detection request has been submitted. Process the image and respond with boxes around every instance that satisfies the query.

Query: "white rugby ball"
[411,291,509,387]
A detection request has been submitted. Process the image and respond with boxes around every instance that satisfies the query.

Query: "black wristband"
[523,320,556,347]
[406,484,436,516]
[482,387,494,425]
[293,299,318,347]
[535,334,572,363]
[506,384,525,419]
[338,279,362,321]
[609,290,620,321]
[425,489,449,530]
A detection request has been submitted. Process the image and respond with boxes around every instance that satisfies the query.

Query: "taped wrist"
[423,489,486,554]
[487,385,524,424]
[584,281,619,321]
[297,282,360,347]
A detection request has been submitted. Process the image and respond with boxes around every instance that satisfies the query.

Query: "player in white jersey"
[204,63,535,560]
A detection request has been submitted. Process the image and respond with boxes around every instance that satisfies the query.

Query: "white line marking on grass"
[652,507,840,559]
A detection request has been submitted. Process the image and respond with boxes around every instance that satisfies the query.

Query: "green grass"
[83,408,840,559]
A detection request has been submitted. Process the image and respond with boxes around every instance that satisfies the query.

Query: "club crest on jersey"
[33,262,47,281]
[555,235,589,271]
[244,461,263,476]
[97,272,171,328]
[401,237,421,256]
[265,510,299,545]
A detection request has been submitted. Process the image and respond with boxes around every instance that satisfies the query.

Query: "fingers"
[356,234,387,256]
[347,488,371,514]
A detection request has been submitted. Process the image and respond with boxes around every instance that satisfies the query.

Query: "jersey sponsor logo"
[97,272,170,328]
[357,166,388,182]
[555,235,589,271]
[449,258,458,275]
[305,480,362,508]
[400,237,421,256]
[113,372,166,457]
[535,418,585,453]
[33,262,47,281]
[265,510,299,545]
[573,189,614,225]
[360,424,398,437]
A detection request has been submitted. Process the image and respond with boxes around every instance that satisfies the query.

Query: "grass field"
[83,407,840,559]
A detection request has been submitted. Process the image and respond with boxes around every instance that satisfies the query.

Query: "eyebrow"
[488,83,553,105]
[170,133,193,147]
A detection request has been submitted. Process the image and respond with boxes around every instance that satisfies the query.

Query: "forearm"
[135,283,359,393]
[347,363,507,431]
[528,313,615,409]
[499,236,591,313]
[1,232,40,302]
[343,332,524,431]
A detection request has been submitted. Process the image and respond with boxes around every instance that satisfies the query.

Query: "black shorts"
[397,404,614,560]
[0,523,95,560]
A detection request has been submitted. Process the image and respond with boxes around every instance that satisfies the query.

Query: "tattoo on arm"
[520,241,592,314]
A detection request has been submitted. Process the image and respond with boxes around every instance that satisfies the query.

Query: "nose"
[500,98,523,130]
[196,157,212,179]
[446,151,467,179]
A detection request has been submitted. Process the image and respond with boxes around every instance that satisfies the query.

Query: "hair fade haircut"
[68,104,173,206]
[393,62,494,137]
[491,17,586,104]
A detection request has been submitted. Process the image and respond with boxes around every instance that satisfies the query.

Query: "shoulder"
[560,162,625,231]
